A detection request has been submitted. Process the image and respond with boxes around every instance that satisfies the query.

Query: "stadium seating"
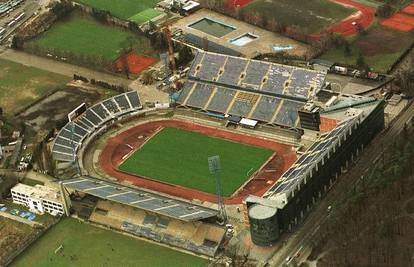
[52,91,142,162]
[177,51,327,127]
[89,200,225,257]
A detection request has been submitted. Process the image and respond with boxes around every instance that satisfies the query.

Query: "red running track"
[226,0,253,8]
[99,120,297,205]
[311,0,375,39]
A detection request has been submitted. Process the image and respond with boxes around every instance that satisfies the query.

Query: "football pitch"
[27,12,154,61]
[119,127,274,197]
[11,218,207,267]
[75,0,161,21]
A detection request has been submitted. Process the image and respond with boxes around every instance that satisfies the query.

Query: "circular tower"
[248,204,279,246]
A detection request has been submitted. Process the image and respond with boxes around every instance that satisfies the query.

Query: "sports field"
[0,59,70,114]
[27,12,154,61]
[321,25,414,73]
[129,8,162,25]
[11,218,207,267]
[119,127,274,197]
[241,0,355,34]
[75,0,160,21]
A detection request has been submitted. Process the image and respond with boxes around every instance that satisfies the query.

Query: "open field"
[18,85,117,132]
[0,59,70,115]
[241,0,355,34]
[119,127,274,197]
[11,218,208,267]
[75,0,160,20]
[26,12,154,61]
[320,25,414,73]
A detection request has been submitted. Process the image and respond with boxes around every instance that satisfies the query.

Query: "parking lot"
[0,0,40,43]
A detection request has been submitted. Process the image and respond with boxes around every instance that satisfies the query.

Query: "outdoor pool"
[188,17,236,38]
[230,33,258,46]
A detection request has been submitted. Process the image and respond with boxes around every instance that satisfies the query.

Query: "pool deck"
[172,9,311,58]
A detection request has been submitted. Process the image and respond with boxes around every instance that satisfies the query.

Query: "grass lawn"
[119,127,274,197]
[0,59,70,114]
[241,0,355,34]
[75,0,161,20]
[320,25,414,73]
[11,218,208,267]
[129,8,162,25]
[27,12,154,61]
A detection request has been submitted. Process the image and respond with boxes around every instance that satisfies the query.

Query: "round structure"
[248,204,279,246]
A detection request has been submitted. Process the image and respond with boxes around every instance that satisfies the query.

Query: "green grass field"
[75,0,161,20]
[119,127,274,197]
[0,59,70,114]
[241,0,355,34]
[11,218,208,267]
[27,12,154,61]
[129,8,162,25]
[320,25,414,73]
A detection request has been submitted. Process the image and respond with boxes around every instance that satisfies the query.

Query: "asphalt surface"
[269,100,414,266]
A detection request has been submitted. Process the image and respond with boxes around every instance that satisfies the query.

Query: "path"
[0,49,169,103]
[0,49,130,85]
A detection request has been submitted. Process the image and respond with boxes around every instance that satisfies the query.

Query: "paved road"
[269,100,414,266]
[0,169,56,185]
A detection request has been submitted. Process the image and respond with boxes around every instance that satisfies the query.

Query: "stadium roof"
[62,176,218,222]
[52,91,142,162]
[176,51,326,128]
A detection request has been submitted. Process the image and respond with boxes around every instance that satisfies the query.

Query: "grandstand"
[52,91,142,162]
[176,51,326,128]
[244,90,385,245]
[62,176,225,256]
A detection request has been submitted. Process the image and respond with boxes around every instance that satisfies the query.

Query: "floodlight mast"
[208,155,227,225]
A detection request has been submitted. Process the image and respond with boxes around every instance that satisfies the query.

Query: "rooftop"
[12,183,62,203]
[62,176,218,222]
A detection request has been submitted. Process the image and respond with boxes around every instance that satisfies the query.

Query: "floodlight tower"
[208,155,227,224]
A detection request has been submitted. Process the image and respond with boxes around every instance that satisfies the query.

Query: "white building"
[11,183,64,216]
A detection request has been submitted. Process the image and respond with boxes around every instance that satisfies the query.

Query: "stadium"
[51,50,385,257]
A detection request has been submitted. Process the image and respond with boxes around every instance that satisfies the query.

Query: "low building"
[11,183,64,216]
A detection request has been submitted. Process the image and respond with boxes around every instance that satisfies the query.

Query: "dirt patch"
[98,119,297,204]
[402,3,414,15]
[113,52,158,75]
[381,13,414,32]
[18,86,102,133]
[354,26,414,56]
